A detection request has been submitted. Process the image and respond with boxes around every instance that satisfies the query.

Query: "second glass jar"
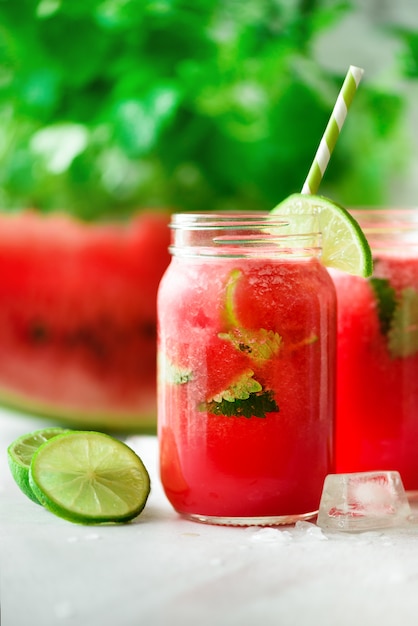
[332,209,418,491]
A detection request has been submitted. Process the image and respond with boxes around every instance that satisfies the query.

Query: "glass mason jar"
[157,212,336,526]
[331,209,418,491]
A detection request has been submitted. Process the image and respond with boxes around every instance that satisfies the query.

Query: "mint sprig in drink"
[157,66,369,525]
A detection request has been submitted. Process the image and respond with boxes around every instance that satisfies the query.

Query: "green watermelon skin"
[0,210,171,431]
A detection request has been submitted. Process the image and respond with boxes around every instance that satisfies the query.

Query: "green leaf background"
[0,0,414,220]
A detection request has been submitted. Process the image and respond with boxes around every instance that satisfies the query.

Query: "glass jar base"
[180,510,318,527]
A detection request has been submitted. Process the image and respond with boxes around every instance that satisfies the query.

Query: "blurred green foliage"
[0,0,411,220]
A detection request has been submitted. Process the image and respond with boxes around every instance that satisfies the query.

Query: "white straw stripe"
[316,141,330,174]
[334,99,347,129]
[351,65,364,86]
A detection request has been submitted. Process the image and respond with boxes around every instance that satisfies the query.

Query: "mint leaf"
[202,390,279,419]
[210,369,262,402]
[388,287,418,358]
[369,277,397,336]
[369,280,418,359]
[218,328,282,364]
[199,369,279,418]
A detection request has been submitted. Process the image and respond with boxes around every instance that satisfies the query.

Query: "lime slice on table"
[28,431,150,524]
[271,193,373,277]
[7,427,69,504]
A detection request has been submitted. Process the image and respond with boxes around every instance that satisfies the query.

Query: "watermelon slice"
[0,209,171,431]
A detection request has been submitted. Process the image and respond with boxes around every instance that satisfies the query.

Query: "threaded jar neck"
[169,212,323,259]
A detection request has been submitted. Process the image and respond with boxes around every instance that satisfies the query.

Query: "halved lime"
[28,431,150,524]
[271,193,373,276]
[7,427,69,504]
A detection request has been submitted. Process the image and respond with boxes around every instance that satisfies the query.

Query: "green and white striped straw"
[302,65,364,195]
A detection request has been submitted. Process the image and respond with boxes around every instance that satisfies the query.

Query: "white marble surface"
[2,408,418,626]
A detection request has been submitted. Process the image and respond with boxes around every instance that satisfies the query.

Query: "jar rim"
[171,211,288,227]
[349,208,418,229]
[348,208,418,252]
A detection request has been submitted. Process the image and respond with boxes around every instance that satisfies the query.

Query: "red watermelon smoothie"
[157,212,336,525]
[332,209,418,491]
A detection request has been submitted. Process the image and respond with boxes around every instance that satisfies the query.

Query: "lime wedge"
[7,427,69,504]
[28,431,150,524]
[271,193,373,276]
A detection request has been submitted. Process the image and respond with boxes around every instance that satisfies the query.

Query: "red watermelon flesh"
[0,209,171,430]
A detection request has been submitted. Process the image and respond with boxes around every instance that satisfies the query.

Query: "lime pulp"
[28,430,151,524]
[7,427,70,504]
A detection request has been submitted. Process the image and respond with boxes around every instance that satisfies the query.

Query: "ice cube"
[317,471,412,532]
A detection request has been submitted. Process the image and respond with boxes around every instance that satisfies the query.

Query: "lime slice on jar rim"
[7,427,70,504]
[27,430,150,525]
[271,193,373,277]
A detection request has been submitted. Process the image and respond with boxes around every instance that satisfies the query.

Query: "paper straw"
[301,65,364,195]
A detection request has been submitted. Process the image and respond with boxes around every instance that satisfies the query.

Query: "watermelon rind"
[0,387,157,434]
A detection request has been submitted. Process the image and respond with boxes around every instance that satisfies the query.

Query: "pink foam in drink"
[157,212,336,525]
[332,209,418,490]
